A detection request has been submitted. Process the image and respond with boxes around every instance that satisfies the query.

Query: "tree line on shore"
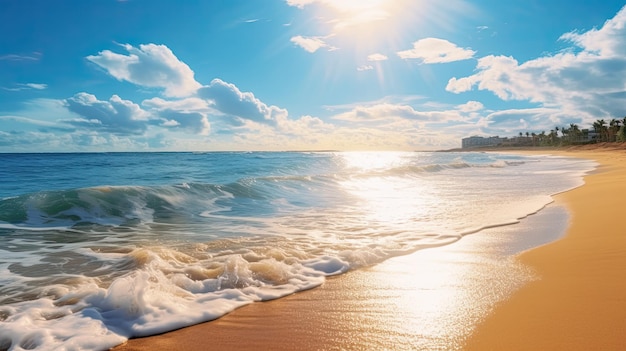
[512,117,626,147]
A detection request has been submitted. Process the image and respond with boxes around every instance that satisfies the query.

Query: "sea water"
[0,151,596,350]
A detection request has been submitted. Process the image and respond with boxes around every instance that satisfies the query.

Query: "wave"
[0,152,598,351]
[0,157,527,230]
[0,181,271,230]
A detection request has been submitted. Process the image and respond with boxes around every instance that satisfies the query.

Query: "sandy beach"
[465,145,626,350]
[113,146,626,351]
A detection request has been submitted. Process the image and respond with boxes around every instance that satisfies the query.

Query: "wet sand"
[113,145,626,351]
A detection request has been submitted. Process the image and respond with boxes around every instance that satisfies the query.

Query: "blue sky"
[1,0,625,152]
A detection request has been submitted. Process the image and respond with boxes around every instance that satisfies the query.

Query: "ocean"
[0,151,596,351]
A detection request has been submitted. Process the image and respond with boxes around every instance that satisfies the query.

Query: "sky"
[1,0,625,152]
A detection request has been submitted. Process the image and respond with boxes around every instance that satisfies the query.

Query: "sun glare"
[327,0,392,28]
[309,0,430,59]
[338,152,435,231]
[324,0,412,31]
[340,151,407,171]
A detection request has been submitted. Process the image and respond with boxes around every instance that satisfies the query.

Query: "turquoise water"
[0,151,596,350]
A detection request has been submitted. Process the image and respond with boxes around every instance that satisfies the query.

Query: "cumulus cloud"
[87,43,201,97]
[63,92,151,135]
[274,114,334,139]
[446,6,626,122]
[457,101,484,112]
[197,79,288,125]
[142,97,211,135]
[560,7,626,57]
[357,65,374,71]
[290,35,333,53]
[482,108,571,133]
[397,38,476,63]
[156,110,210,135]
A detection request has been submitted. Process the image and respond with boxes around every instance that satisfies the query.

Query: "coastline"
[112,146,626,351]
[113,205,570,351]
[465,146,626,350]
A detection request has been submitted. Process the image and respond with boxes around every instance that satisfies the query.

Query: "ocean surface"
[0,151,596,351]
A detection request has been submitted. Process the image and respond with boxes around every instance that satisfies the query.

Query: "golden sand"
[113,146,626,351]
[465,146,626,350]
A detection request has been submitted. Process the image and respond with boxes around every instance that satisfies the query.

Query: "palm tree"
[549,129,558,145]
[539,130,546,145]
[569,123,581,143]
[619,117,626,142]
[593,119,608,142]
[561,126,569,144]
[609,119,621,142]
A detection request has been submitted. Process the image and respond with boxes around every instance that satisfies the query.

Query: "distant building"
[461,136,505,149]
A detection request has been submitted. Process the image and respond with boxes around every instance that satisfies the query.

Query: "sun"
[322,0,407,31]
[308,0,427,53]
[326,0,392,28]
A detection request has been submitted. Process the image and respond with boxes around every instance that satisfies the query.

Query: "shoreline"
[464,147,626,350]
[113,204,571,351]
[112,146,625,351]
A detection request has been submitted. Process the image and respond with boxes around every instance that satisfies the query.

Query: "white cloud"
[285,0,315,8]
[197,79,288,125]
[0,53,41,61]
[87,43,201,97]
[63,92,152,135]
[367,53,388,61]
[323,95,427,111]
[560,6,626,57]
[357,65,374,71]
[143,97,209,111]
[23,83,47,90]
[290,35,331,53]
[275,114,334,136]
[482,108,570,134]
[0,131,65,150]
[446,6,626,123]
[332,103,466,123]
[457,101,484,112]
[142,97,211,135]
[2,83,48,91]
[0,115,72,132]
[397,38,476,63]
[445,76,475,94]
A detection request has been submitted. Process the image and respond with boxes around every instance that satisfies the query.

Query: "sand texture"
[465,147,626,350]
